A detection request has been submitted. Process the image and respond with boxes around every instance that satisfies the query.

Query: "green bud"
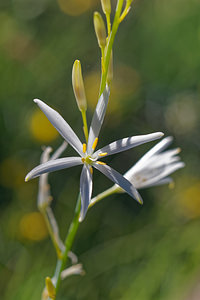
[72,60,87,111]
[101,0,111,15]
[93,12,107,48]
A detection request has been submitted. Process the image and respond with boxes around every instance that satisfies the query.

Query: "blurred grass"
[0,0,200,299]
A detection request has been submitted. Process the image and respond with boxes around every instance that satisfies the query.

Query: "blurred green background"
[0,0,200,299]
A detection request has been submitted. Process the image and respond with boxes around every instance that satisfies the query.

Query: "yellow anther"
[92,138,98,150]
[177,147,181,153]
[83,143,87,153]
[98,152,107,157]
[96,161,106,165]
[81,158,85,163]
[90,167,93,175]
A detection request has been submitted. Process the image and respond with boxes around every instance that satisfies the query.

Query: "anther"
[92,138,98,150]
[98,152,107,157]
[83,143,87,153]
[81,158,85,163]
[96,161,106,165]
[90,167,93,175]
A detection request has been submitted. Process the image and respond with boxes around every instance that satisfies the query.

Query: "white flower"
[25,86,163,221]
[123,136,185,189]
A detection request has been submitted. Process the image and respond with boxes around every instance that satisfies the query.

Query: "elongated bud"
[101,0,111,15]
[93,12,106,48]
[72,60,87,111]
[107,50,113,85]
[45,277,56,299]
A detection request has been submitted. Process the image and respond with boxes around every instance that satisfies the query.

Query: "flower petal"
[87,86,110,154]
[140,177,173,188]
[94,132,164,158]
[93,163,143,204]
[79,165,93,222]
[34,99,83,156]
[127,161,185,189]
[140,162,185,188]
[137,136,173,164]
[25,157,82,181]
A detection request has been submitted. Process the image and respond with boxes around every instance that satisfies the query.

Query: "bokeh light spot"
[30,109,58,143]
[19,212,48,241]
[57,0,95,16]
[165,93,199,135]
[178,182,200,219]
[12,0,48,20]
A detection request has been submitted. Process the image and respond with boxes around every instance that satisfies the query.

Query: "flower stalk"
[53,194,81,298]
[99,0,124,95]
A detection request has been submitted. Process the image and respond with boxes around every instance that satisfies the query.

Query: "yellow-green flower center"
[81,156,93,165]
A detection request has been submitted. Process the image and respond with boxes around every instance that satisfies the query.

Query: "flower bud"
[101,0,111,15]
[72,60,87,111]
[93,12,106,48]
[45,277,56,299]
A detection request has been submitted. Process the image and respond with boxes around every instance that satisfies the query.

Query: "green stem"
[81,110,89,143]
[89,185,118,208]
[106,12,111,36]
[119,1,131,23]
[99,0,124,96]
[53,194,81,298]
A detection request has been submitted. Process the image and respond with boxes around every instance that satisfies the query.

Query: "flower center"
[81,138,108,166]
[81,155,93,165]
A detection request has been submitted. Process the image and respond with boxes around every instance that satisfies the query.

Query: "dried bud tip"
[72,60,87,111]
[45,277,56,299]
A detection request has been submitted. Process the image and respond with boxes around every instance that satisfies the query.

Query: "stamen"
[90,167,93,174]
[83,143,87,153]
[98,152,107,157]
[92,138,98,150]
[96,161,106,165]
[81,158,85,163]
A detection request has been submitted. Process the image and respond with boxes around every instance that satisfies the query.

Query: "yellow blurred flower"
[30,109,58,143]
[0,158,26,188]
[19,212,48,241]
[57,0,97,16]
[177,182,200,219]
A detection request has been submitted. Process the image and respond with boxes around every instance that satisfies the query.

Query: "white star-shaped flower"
[25,87,163,221]
[123,136,185,189]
